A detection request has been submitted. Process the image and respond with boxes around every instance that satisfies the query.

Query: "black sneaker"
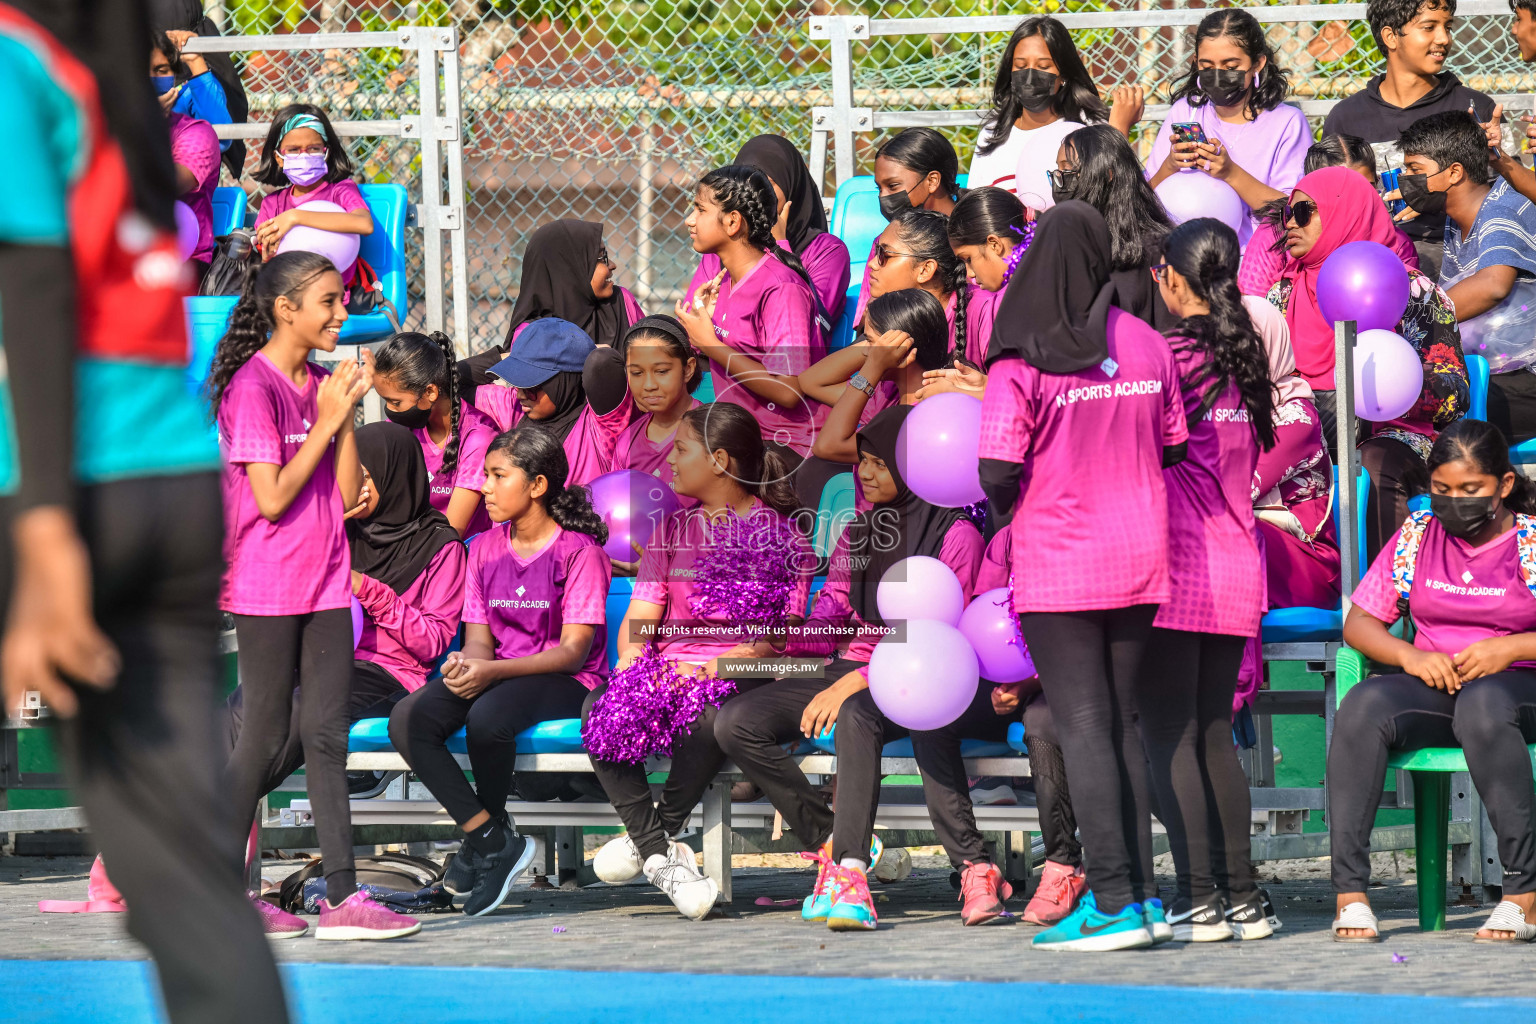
[347,770,401,799]
[1225,890,1277,940]
[442,847,478,897]
[1168,894,1233,942]
[462,830,536,917]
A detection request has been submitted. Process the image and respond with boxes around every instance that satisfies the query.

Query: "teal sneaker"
[825,863,878,931]
[1143,897,1174,945]
[1032,891,1153,951]
[801,843,834,922]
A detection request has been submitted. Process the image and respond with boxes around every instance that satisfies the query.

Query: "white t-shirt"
[970,118,1083,208]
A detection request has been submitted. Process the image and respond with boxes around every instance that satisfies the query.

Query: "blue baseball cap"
[489,318,595,389]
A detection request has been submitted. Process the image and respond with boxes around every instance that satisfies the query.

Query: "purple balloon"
[587,469,682,561]
[173,200,199,261]
[1353,328,1422,422]
[958,587,1036,683]
[1154,171,1245,234]
[1316,240,1410,332]
[276,200,360,274]
[351,595,364,650]
[895,392,983,508]
[876,555,965,627]
[868,619,980,730]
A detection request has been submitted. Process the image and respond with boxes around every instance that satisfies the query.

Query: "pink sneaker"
[315,890,422,941]
[38,855,127,914]
[1022,859,1086,926]
[251,894,308,939]
[958,860,1013,926]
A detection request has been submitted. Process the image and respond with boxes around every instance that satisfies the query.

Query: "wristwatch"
[849,371,877,398]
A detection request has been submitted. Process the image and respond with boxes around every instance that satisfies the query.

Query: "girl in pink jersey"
[370,330,498,537]
[717,404,983,932]
[941,186,1033,377]
[389,425,611,918]
[1139,217,1278,942]
[675,165,824,458]
[587,402,811,921]
[208,251,419,940]
[1332,420,1536,943]
[979,202,1187,951]
[863,209,976,361]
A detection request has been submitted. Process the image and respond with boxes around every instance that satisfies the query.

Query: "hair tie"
[280,113,328,143]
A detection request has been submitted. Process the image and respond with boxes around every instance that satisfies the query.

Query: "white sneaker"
[969,779,1019,806]
[873,845,912,882]
[643,842,718,921]
[594,834,644,883]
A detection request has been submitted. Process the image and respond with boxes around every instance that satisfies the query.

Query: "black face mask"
[1011,68,1059,113]
[1430,493,1501,539]
[1399,173,1449,217]
[1197,67,1250,107]
[384,403,433,430]
[879,189,918,221]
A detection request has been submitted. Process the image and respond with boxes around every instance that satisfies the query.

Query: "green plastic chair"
[1335,645,1536,930]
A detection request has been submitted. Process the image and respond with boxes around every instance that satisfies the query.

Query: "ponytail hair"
[205,250,337,416]
[698,165,822,323]
[487,425,609,544]
[874,128,962,201]
[624,314,704,393]
[947,187,1029,248]
[1161,218,1276,450]
[865,289,950,372]
[681,402,799,517]
[374,331,461,478]
[891,208,968,358]
[1429,419,1536,515]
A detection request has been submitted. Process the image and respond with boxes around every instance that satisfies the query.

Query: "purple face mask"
[282,152,328,186]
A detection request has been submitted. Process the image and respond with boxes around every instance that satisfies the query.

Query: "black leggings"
[0,475,288,1024]
[1019,605,1157,914]
[389,673,589,827]
[225,658,405,791]
[1137,628,1256,906]
[1021,691,1082,867]
[583,677,765,861]
[1328,669,1536,894]
[228,609,356,900]
[910,682,1017,868]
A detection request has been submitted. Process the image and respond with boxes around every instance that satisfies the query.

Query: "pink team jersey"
[964,284,1003,367]
[978,308,1188,613]
[217,353,352,615]
[473,383,520,433]
[468,385,628,487]
[684,252,825,456]
[633,502,812,662]
[415,400,497,537]
[462,525,611,690]
[1353,519,1536,666]
[256,179,370,287]
[611,399,704,496]
[355,542,467,692]
[1155,344,1265,636]
[689,234,851,338]
[975,527,1011,594]
[167,112,219,264]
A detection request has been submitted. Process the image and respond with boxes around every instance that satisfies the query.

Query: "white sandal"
[1331,901,1380,942]
[1474,901,1536,943]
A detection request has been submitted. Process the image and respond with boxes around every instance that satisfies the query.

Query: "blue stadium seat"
[809,723,1013,758]
[1466,353,1489,422]
[605,575,634,669]
[1006,720,1026,753]
[347,716,585,756]
[1258,462,1369,644]
[693,372,716,404]
[339,183,409,344]
[828,281,861,352]
[811,472,856,559]
[211,185,248,237]
[829,173,969,290]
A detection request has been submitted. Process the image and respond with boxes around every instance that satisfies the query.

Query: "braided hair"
[1161,218,1276,450]
[487,425,609,543]
[204,250,337,416]
[698,165,824,327]
[374,331,462,479]
[890,208,968,358]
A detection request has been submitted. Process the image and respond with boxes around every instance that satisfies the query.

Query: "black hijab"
[504,220,631,353]
[735,134,828,255]
[987,201,1118,374]
[536,370,588,442]
[146,0,249,177]
[348,423,461,595]
[844,405,969,625]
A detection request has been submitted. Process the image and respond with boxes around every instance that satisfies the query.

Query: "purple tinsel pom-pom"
[686,509,799,644]
[582,646,738,764]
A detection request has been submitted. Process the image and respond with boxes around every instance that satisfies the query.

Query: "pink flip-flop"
[39,855,126,914]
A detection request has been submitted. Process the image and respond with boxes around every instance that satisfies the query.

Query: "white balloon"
[1155,170,1246,235]
[1353,328,1422,423]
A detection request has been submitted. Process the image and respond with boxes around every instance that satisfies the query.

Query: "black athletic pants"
[1328,670,1536,894]
[1489,370,1536,447]
[1022,690,1082,866]
[389,672,589,827]
[1019,605,1158,914]
[1137,628,1257,907]
[910,682,1017,868]
[2,475,288,1024]
[228,608,357,901]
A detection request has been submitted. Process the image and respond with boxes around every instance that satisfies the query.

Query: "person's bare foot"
[1475,892,1536,940]
[1335,892,1377,939]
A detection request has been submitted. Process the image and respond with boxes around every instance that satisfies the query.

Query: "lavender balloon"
[276,200,361,274]
[876,555,965,627]
[1154,172,1245,234]
[173,200,199,261]
[1353,328,1422,422]
[958,587,1036,683]
[351,596,364,649]
[1316,240,1410,332]
[868,619,980,730]
[895,392,984,508]
[587,469,682,561]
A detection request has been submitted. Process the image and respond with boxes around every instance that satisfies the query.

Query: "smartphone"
[1171,121,1208,146]
[1379,167,1407,217]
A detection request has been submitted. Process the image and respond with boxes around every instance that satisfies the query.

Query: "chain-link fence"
[190,1,1536,355]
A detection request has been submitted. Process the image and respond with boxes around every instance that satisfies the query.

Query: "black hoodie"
[1321,71,1497,242]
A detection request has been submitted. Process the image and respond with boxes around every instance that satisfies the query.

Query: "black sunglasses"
[1046,168,1080,190]
[1284,199,1317,228]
